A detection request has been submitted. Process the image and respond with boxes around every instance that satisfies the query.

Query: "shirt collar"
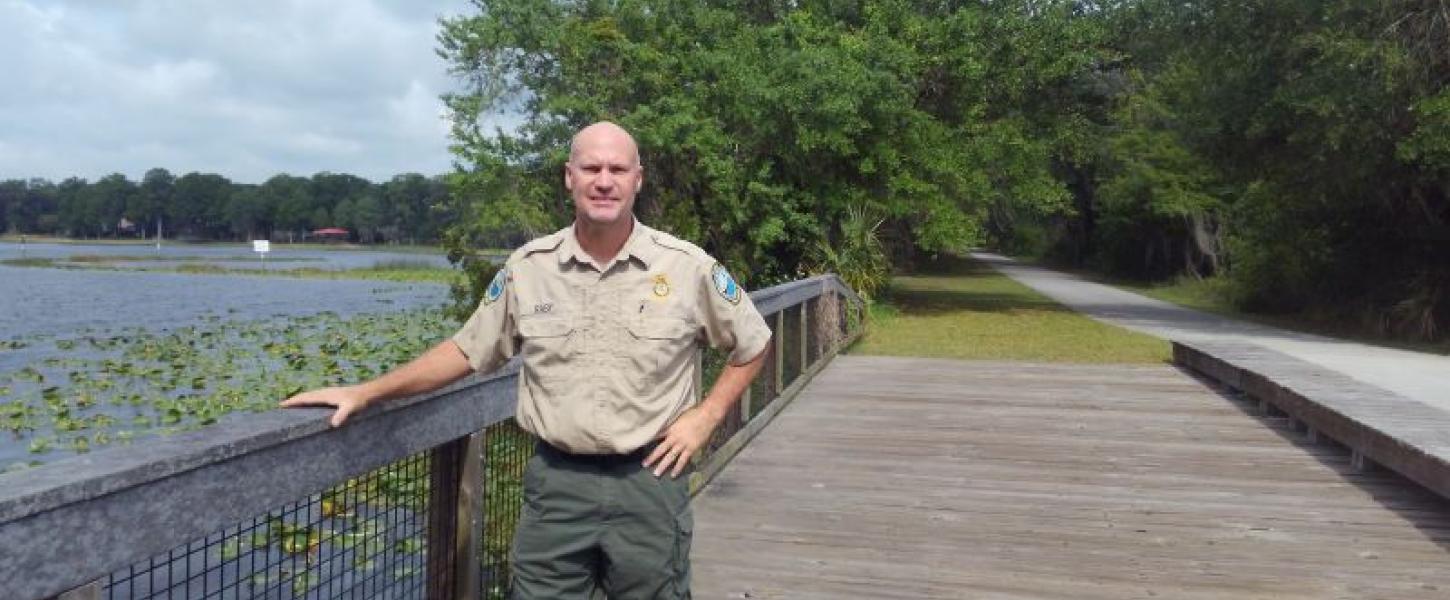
[559,217,654,269]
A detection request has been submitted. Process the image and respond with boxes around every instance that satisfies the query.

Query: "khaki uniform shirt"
[451,220,773,454]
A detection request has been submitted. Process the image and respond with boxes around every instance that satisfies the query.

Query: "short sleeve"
[450,266,518,373]
[697,262,772,365]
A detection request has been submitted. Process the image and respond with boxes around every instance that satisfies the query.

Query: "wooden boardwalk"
[691,356,1450,599]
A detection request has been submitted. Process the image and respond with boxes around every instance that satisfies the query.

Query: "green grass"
[1113,274,1450,355]
[854,255,1170,363]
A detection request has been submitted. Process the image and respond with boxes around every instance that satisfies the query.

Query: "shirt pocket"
[517,316,575,368]
[624,317,698,383]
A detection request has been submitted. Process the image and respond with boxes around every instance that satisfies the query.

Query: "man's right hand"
[276,340,476,428]
[280,386,370,427]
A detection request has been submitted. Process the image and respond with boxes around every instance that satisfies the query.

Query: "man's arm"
[644,346,768,478]
[279,339,474,427]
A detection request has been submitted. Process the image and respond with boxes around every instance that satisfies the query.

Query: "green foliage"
[437,0,1103,309]
[1,170,455,245]
[1012,0,1450,342]
[806,205,889,302]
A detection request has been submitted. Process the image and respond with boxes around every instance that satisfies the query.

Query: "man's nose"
[593,169,615,190]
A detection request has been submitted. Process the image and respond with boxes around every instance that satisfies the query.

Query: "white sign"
[252,240,271,253]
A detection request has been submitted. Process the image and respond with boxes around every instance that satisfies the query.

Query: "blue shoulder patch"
[712,263,741,305]
[483,267,509,305]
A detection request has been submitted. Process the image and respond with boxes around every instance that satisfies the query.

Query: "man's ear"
[563,163,574,191]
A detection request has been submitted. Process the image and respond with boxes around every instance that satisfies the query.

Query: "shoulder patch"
[711,263,742,305]
[483,267,509,306]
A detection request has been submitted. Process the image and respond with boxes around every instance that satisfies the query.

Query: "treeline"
[0,170,454,245]
[437,0,1450,340]
[1047,0,1450,341]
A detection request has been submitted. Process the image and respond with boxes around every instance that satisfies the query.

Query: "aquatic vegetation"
[0,307,454,466]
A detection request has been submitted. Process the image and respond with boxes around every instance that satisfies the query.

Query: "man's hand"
[644,405,724,478]
[278,340,474,427]
[279,386,370,427]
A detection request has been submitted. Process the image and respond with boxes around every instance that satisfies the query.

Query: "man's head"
[565,121,643,228]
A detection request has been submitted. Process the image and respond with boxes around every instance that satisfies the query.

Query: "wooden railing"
[1,275,864,600]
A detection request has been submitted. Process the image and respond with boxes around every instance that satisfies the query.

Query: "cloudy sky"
[0,0,486,184]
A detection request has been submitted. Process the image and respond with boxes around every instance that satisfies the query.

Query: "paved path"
[974,252,1450,414]
[692,356,1450,599]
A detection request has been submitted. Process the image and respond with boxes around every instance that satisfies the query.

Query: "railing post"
[773,311,785,394]
[739,386,752,423]
[800,298,810,371]
[427,432,484,600]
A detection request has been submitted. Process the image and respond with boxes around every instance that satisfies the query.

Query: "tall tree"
[436,0,1104,311]
[135,168,176,237]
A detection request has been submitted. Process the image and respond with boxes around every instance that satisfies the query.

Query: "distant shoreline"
[0,234,492,256]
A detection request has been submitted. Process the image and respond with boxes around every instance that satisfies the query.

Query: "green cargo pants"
[511,441,693,599]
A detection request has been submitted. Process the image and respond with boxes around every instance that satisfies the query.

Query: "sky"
[0,0,493,184]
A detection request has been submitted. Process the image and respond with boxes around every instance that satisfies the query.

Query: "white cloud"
[0,0,473,183]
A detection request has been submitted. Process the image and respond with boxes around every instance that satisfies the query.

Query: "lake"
[0,240,453,271]
[0,244,455,467]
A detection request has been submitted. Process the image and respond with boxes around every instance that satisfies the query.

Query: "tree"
[225,185,268,240]
[90,174,137,237]
[0,180,20,234]
[135,168,176,237]
[262,174,314,243]
[436,0,1104,312]
[172,173,232,239]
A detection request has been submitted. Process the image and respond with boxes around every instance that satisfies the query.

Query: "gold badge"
[652,274,670,298]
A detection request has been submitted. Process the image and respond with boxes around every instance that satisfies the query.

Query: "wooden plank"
[692,356,1450,599]
[1174,341,1450,501]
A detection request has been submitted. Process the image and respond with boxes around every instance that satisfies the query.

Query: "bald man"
[283,122,771,599]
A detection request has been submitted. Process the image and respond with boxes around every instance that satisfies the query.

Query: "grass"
[1111,274,1450,355]
[854,255,1171,363]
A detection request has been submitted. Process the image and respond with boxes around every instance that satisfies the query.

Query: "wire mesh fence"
[100,420,538,600]
[106,452,433,600]
[479,420,532,600]
[10,277,864,600]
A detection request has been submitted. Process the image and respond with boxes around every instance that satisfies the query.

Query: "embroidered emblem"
[711,263,741,305]
[652,274,671,298]
[483,267,508,305]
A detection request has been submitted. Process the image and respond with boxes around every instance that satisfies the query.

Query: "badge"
[483,267,509,305]
[652,274,671,298]
[711,263,741,305]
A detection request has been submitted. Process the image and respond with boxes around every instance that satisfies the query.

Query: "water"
[0,251,453,467]
[0,240,452,271]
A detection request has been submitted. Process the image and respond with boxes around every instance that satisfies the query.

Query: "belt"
[535,439,660,468]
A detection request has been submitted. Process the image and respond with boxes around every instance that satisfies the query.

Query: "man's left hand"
[644,405,723,478]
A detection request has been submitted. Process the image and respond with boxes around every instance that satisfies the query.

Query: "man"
[282,121,771,599]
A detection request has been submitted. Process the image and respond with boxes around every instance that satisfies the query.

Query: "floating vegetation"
[0,307,454,467]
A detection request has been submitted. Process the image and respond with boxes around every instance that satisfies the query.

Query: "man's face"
[564,131,643,228]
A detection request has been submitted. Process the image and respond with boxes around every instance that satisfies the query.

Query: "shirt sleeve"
[697,262,772,365]
[450,266,518,373]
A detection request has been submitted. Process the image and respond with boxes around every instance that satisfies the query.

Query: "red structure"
[310,227,350,242]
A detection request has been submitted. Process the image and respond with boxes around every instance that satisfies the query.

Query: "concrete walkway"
[974,252,1450,413]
